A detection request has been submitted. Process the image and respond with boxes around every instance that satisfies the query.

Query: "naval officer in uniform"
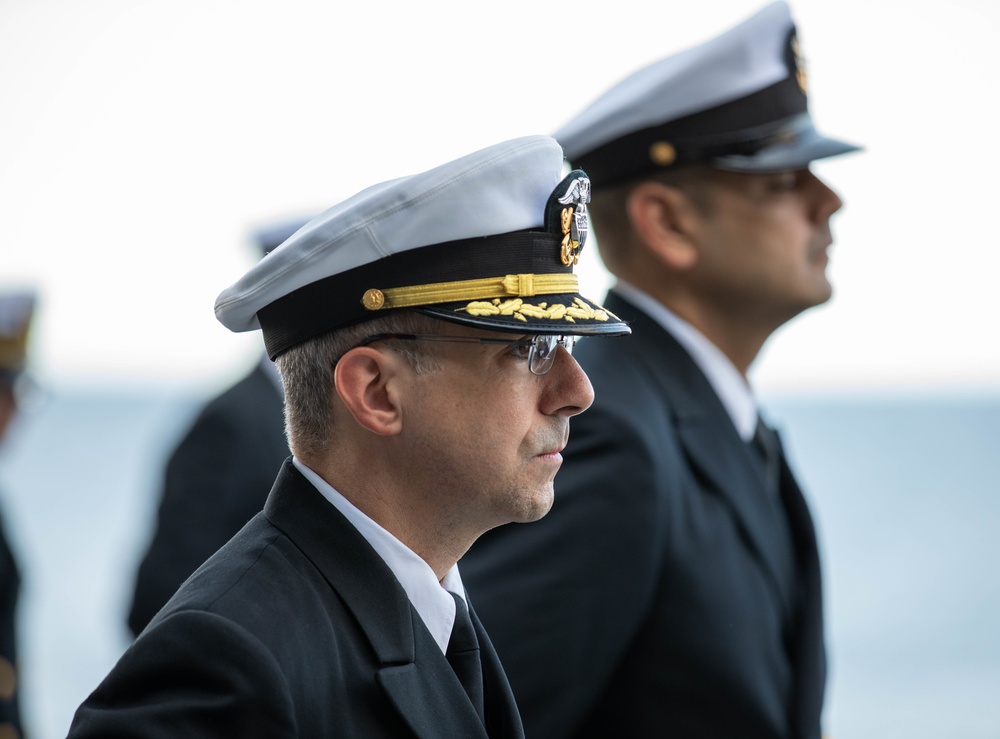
[463,3,860,737]
[68,135,629,738]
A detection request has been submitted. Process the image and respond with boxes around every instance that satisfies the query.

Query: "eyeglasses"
[355,333,578,376]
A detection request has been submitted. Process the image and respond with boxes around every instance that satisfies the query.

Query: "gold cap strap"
[361,273,579,311]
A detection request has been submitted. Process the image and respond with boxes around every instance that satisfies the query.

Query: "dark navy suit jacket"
[463,291,825,739]
[73,461,524,738]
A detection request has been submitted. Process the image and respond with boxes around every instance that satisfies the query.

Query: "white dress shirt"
[613,281,759,442]
[292,457,463,654]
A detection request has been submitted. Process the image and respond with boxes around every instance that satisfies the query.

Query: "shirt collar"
[291,457,462,654]
[614,281,758,442]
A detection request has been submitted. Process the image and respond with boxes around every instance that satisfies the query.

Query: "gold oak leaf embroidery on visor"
[457,297,612,323]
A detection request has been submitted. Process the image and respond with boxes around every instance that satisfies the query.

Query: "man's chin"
[510,486,555,524]
[811,281,834,308]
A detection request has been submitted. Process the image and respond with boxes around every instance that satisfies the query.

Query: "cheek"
[423,368,542,455]
[740,212,812,267]
[438,394,516,455]
[471,393,540,463]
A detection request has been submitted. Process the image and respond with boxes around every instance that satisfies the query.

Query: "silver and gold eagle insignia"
[556,175,591,266]
[792,36,808,93]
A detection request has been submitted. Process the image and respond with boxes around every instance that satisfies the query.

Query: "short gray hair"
[275,311,444,460]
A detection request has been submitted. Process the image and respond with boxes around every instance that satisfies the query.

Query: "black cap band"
[573,73,808,187]
[258,230,567,359]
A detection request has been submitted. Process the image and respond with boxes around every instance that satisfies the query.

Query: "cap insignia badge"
[792,36,808,93]
[546,170,591,267]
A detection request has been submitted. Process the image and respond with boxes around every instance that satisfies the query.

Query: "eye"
[768,171,803,192]
[508,340,533,361]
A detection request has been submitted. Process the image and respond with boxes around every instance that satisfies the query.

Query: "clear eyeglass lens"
[528,335,575,376]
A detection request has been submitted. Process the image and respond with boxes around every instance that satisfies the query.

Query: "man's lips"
[810,237,832,262]
[536,443,565,461]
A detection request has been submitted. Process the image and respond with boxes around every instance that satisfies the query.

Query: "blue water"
[0,384,997,738]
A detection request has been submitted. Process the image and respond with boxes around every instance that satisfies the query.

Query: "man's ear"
[334,347,405,436]
[625,180,700,271]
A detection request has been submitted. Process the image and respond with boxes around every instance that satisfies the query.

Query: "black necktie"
[750,416,801,614]
[751,415,782,499]
[447,591,485,723]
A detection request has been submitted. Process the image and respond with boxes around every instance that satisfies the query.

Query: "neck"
[622,280,771,376]
[683,309,771,376]
[306,450,472,581]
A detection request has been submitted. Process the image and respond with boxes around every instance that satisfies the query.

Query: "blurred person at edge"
[462,3,861,738]
[0,290,37,738]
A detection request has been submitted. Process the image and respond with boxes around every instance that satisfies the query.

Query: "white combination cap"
[555,1,860,186]
[251,215,318,257]
[215,135,629,359]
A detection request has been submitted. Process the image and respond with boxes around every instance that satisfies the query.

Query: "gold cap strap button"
[361,289,385,311]
[649,141,677,166]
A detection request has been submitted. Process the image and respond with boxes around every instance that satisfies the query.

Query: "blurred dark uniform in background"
[127,217,310,636]
[0,290,36,738]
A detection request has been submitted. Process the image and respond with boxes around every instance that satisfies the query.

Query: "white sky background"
[1,0,998,394]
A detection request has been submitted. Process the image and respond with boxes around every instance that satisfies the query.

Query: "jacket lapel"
[775,433,826,736]
[263,462,490,739]
[603,292,797,616]
[470,601,525,739]
[378,660,487,739]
